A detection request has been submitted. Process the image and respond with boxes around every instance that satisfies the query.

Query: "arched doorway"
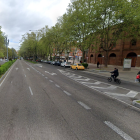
[97,54,102,64]
[90,54,93,63]
[109,53,116,65]
[126,52,137,67]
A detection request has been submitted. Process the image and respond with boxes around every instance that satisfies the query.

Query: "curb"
[0,70,9,83]
[133,100,140,108]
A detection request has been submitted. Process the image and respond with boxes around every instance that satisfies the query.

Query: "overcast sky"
[0,0,71,51]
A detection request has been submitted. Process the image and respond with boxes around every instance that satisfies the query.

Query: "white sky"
[0,0,71,50]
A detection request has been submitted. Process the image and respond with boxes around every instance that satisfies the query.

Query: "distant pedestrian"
[135,73,140,82]
[97,61,100,68]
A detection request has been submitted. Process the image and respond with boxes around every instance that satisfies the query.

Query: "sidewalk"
[85,63,140,83]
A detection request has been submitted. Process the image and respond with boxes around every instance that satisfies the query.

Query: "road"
[0,59,140,140]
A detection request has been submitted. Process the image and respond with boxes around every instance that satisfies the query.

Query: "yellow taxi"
[71,63,85,70]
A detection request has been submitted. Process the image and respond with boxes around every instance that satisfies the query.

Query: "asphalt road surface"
[0,59,140,140]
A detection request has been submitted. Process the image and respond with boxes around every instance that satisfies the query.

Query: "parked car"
[47,61,52,64]
[61,62,71,67]
[71,63,85,70]
[42,60,47,63]
[51,61,56,65]
[54,61,62,66]
[36,59,41,62]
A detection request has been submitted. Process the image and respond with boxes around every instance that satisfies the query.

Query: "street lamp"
[4,37,9,61]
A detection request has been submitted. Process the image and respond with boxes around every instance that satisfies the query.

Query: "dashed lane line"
[29,86,33,95]
[55,84,60,88]
[63,91,71,96]
[78,101,91,110]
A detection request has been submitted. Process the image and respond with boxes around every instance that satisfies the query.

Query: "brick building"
[88,38,140,67]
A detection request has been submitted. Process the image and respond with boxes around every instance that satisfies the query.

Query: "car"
[51,61,56,65]
[46,61,51,64]
[61,62,71,67]
[71,63,85,70]
[42,60,47,63]
[54,61,62,66]
[36,59,41,62]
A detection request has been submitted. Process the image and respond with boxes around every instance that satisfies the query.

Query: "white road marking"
[15,68,18,70]
[63,91,71,96]
[104,92,128,97]
[29,86,33,95]
[45,71,57,75]
[39,65,42,67]
[51,73,57,75]
[27,68,30,71]
[49,80,53,82]
[126,90,138,98]
[11,81,12,84]
[58,69,140,99]
[93,81,102,85]
[25,75,26,77]
[74,78,90,81]
[90,85,116,90]
[104,92,127,97]
[104,121,134,140]
[45,77,48,79]
[55,84,60,88]
[78,101,91,110]
[104,91,138,98]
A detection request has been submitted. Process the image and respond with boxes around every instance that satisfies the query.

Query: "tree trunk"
[82,50,85,63]
[104,51,109,67]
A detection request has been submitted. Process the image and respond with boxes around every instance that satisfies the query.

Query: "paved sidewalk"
[85,63,140,83]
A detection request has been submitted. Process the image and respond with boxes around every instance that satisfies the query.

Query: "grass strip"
[136,101,140,103]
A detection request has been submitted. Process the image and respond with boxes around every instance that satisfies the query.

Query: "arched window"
[98,54,102,57]
[109,53,116,57]
[131,39,137,46]
[90,54,93,57]
[127,52,137,57]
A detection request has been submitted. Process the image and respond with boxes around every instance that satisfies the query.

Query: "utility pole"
[4,37,9,61]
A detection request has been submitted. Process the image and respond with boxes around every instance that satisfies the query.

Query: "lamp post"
[4,37,9,61]
[29,30,39,61]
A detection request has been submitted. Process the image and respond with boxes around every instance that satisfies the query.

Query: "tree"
[91,0,140,67]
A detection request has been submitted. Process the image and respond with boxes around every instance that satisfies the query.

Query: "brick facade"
[88,38,140,67]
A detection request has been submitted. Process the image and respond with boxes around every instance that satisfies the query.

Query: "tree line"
[0,26,17,59]
[18,0,140,66]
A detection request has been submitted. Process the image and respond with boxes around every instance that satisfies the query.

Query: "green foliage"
[0,60,16,76]
[81,63,88,68]
[0,51,4,58]
[18,0,140,67]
